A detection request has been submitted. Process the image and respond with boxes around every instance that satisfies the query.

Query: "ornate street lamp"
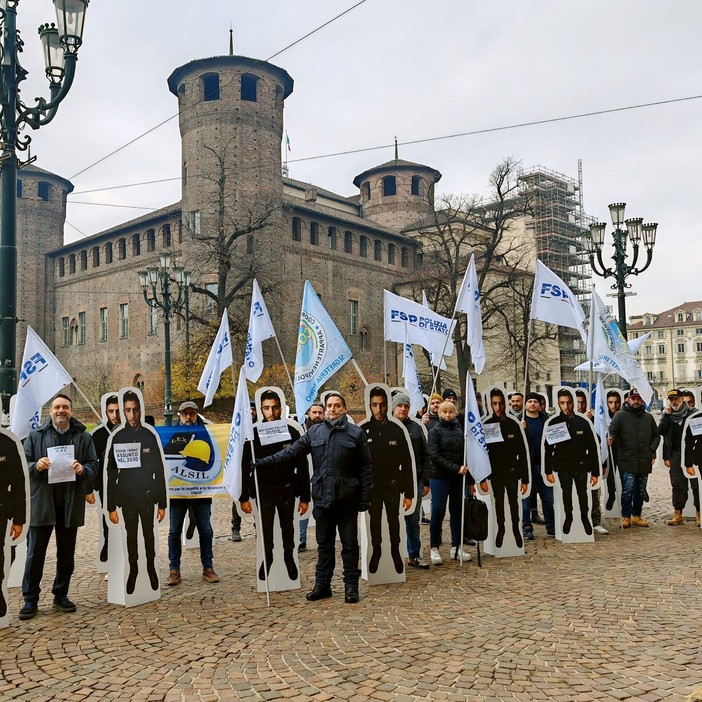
[0,0,90,405]
[584,202,658,339]
[138,254,186,426]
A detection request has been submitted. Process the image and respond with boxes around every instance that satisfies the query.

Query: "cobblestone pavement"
[2,463,702,702]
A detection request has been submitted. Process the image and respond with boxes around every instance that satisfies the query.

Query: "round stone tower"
[353,159,441,230]
[167,55,294,258]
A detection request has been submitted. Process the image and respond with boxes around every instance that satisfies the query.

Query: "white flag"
[593,376,610,463]
[574,332,651,373]
[455,254,486,374]
[384,290,456,360]
[223,366,254,500]
[198,310,233,407]
[402,333,424,415]
[530,260,587,344]
[11,327,73,440]
[419,291,446,370]
[244,279,276,383]
[464,372,492,483]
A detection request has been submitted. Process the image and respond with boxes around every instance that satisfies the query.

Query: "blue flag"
[294,281,353,418]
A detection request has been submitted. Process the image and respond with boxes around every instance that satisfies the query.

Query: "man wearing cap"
[660,389,699,526]
[422,393,443,431]
[608,390,660,528]
[392,392,430,568]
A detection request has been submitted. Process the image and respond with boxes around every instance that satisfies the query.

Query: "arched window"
[344,231,353,254]
[70,318,78,346]
[696,310,702,322]
[146,229,155,252]
[360,328,369,351]
[162,224,172,248]
[105,242,113,264]
[38,181,51,202]
[117,238,126,260]
[388,244,397,265]
[401,247,410,268]
[327,227,338,250]
[202,73,220,101]
[677,312,685,322]
[292,217,302,242]
[92,246,100,268]
[79,250,87,271]
[361,182,370,201]
[374,240,383,262]
[68,254,76,274]
[58,257,65,277]
[310,222,320,246]
[132,234,141,257]
[360,236,369,258]
[382,176,396,196]
[411,176,421,196]
[241,73,259,102]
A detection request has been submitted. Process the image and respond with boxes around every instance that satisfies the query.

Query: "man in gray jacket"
[20,394,98,620]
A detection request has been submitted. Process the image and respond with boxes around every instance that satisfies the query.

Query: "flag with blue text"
[402,331,424,415]
[244,279,276,383]
[223,365,254,500]
[455,254,486,374]
[463,372,492,483]
[198,310,233,407]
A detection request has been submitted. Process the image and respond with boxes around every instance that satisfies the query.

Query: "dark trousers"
[259,493,296,561]
[605,462,619,510]
[231,503,241,530]
[369,489,401,551]
[122,503,156,570]
[22,505,78,603]
[429,476,464,548]
[523,465,555,533]
[669,451,700,511]
[0,517,6,615]
[313,505,360,587]
[492,480,520,537]
[559,471,590,521]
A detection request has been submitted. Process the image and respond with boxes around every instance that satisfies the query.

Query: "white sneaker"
[593,525,609,535]
[430,547,443,565]
[450,547,471,561]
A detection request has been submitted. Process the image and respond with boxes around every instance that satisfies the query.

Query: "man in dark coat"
[608,390,660,528]
[20,394,98,620]
[253,392,372,604]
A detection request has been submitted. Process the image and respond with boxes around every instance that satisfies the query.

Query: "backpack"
[463,496,488,542]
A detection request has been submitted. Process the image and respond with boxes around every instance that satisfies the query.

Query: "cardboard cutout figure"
[359,383,416,584]
[603,388,624,519]
[0,427,29,626]
[479,387,530,557]
[542,387,600,543]
[681,409,702,528]
[90,392,121,572]
[678,389,701,518]
[104,387,168,606]
[241,387,310,593]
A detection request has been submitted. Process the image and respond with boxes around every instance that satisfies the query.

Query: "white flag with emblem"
[198,310,233,407]
[244,279,276,383]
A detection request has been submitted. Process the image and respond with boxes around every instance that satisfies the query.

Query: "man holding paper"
[20,394,98,620]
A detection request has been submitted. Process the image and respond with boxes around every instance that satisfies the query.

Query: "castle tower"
[353,158,441,230]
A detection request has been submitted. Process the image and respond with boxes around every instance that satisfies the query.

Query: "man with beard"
[604,390,622,512]
[299,402,324,552]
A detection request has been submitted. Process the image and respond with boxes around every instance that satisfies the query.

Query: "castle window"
[411,176,421,196]
[349,300,359,336]
[241,73,258,102]
[100,308,108,341]
[190,212,200,237]
[70,318,78,346]
[79,250,87,271]
[382,176,396,196]
[401,247,410,268]
[388,244,397,265]
[162,224,171,248]
[117,238,126,260]
[374,240,382,261]
[292,217,302,242]
[344,231,353,254]
[146,228,156,252]
[38,181,51,202]
[78,311,86,345]
[120,303,129,339]
[202,73,220,101]
[105,242,113,264]
[58,257,65,277]
[68,254,76,274]
[132,234,141,256]
[16,180,22,198]
[360,236,369,258]
[361,182,370,201]
[360,328,369,351]
[62,317,69,346]
[327,227,338,250]
[92,247,100,268]
[310,222,320,246]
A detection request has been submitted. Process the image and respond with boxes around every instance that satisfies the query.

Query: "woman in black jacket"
[427,401,473,564]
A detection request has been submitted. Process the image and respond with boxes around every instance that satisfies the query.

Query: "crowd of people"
[9,382,702,617]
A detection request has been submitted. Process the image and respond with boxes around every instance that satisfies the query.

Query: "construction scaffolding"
[518,165,593,385]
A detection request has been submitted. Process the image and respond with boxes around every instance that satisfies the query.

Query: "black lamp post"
[138,253,186,426]
[0,0,89,406]
[585,202,658,340]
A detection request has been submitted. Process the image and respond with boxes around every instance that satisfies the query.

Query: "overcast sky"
[16,0,702,318]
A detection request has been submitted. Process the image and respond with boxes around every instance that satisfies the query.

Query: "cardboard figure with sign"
[89,393,121,572]
[542,387,600,543]
[359,383,416,584]
[105,388,168,606]
[240,387,310,592]
[0,428,28,625]
[681,409,702,528]
[478,387,530,557]
[603,388,624,518]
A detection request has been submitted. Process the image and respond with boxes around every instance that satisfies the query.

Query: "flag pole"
[71,382,103,424]
[351,359,368,387]
[272,335,295,400]
[251,444,271,608]
[383,341,387,384]
[588,285,596,406]
[429,312,458,399]
[522,319,533,399]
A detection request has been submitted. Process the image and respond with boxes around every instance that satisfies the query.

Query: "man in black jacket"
[253,392,372,604]
[544,389,600,536]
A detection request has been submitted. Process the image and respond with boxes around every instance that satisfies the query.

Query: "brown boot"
[631,515,649,527]
[667,510,684,526]
[697,512,701,527]
[620,517,631,529]
[166,569,181,586]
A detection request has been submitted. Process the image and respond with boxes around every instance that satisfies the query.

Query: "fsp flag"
[198,310,233,407]
[384,290,456,360]
[294,281,353,418]
[463,372,492,483]
[402,333,424,415]
[455,254,486,374]
[222,366,254,500]
[420,291,446,370]
[530,260,587,344]
[11,326,73,440]
[244,279,276,382]
[593,376,610,463]
[587,290,653,404]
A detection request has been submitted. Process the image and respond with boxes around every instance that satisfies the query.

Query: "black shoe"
[563,517,572,534]
[284,552,298,580]
[344,586,359,604]
[147,563,159,590]
[19,601,38,620]
[258,556,273,581]
[605,496,615,511]
[391,546,404,574]
[495,529,505,548]
[126,568,138,594]
[298,540,307,552]
[53,596,76,613]
[306,584,332,601]
[582,516,593,536]
[532,511,547,525]
[420,517,430,525]
[368,549,381,574]
[463,537,477,546]
[231,529,242,542]
[514,529,523,549]
[99,543,108,563]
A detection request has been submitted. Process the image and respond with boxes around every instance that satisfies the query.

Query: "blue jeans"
[169,501,213,570]
[429,477,464,548]
[621,472,648,518]
[522,464,555,533]
[299,517,309,544]
[405,492,422,559]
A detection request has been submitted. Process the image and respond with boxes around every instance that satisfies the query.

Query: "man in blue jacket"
[20,394,98,620]
[253,392,372,604]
